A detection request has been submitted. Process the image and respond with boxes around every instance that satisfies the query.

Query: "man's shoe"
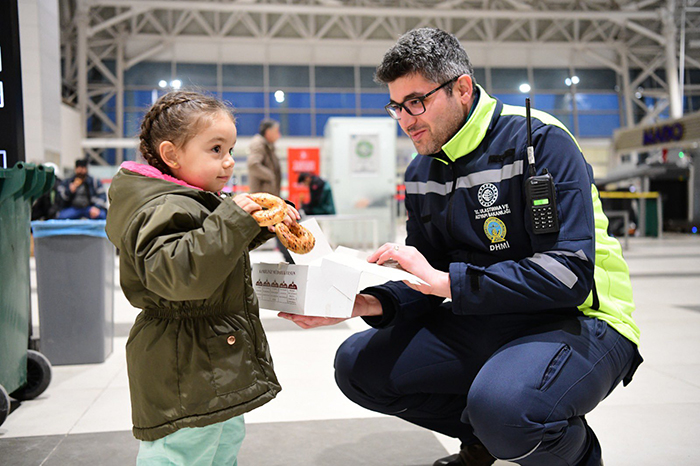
[433,443,496,466]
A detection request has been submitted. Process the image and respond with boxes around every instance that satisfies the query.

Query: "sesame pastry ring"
[249,193,316,254]
[275,221,316,255]
[249,193,287,227]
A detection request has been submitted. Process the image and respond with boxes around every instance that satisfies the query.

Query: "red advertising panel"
[287,147,320,209]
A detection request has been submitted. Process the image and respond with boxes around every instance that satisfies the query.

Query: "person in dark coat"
[298,172,336,215]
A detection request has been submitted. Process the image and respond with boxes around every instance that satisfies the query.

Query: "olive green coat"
[105,165,281,441]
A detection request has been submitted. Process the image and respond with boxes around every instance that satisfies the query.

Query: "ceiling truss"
[59,0,700,164]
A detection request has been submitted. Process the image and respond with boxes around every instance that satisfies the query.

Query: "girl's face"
[171,112,237,192]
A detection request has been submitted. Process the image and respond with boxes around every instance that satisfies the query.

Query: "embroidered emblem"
[484,216,507,243]
[478,183,499,208]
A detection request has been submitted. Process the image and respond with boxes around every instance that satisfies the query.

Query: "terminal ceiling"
[59,0,700,152]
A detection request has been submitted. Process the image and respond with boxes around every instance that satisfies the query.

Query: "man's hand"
[278,294,382,329]
[368,243,451,298]
[88,206,101,219]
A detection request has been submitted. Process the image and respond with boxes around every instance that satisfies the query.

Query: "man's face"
[265,125,281,144]
[388,74,469,155]
[75,165,88,179]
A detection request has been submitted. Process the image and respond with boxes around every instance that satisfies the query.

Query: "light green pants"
[137,415,245,466]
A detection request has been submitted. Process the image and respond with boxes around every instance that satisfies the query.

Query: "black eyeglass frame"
[384,76,459,120]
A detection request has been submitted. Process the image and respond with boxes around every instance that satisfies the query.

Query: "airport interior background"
[1,0,700,464]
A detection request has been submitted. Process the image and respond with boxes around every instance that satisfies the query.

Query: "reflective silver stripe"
[405,160,524,195]
[547,249,588,261]
[527,253,578,289]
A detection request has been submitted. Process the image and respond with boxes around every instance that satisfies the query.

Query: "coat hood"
[106,162,219,248]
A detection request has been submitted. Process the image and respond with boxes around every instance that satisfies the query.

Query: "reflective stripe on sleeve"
[527,253,579,289]
[406,160,524,195]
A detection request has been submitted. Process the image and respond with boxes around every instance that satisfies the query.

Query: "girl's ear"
[159,141,180,169]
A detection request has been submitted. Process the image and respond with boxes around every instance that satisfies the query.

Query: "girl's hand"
[267,202,301,232]
[233,193,262,215]
[367,243,451,298]
[282,203,301,225]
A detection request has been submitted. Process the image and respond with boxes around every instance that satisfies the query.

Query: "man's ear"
[455,74,473,106]
[159,141,180,169]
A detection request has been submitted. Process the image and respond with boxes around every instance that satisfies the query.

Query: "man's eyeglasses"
[384,77,459,120]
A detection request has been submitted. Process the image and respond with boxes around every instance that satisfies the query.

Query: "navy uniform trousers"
[334,306,637,465]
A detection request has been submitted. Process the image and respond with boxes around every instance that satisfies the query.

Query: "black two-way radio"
[524,98,560,234]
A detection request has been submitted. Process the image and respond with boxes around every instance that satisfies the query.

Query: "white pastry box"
[252,219,427,318]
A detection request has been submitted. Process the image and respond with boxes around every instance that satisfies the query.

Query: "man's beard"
[412,104,466,156]
[76,172,87,180]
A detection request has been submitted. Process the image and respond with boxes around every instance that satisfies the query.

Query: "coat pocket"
[206,330,258,396]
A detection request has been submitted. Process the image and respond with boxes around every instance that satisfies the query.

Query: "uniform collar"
[432,85,499,164]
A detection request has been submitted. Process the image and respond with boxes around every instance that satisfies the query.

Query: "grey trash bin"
[31,219,114,365]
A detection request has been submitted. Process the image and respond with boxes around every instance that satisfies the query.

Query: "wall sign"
[643,122,684,146]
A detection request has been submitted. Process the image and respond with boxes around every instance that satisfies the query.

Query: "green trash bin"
[0,162,54,427]
[30,219,115,366]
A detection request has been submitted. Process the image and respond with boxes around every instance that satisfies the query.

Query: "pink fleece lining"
[121,161,203,191]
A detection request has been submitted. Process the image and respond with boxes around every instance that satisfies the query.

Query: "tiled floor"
[1,232,699,465]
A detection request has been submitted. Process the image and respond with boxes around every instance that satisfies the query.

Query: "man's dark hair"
[374,28,474,87]
[259,119,279,136]
[75,159,88,168]
[297,172,313,184]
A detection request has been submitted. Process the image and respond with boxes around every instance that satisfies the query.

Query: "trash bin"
[0,162,54,426]
[31,219,115,366]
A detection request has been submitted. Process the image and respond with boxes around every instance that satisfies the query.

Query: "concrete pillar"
[662,3,682,119]
[18,0,61,165]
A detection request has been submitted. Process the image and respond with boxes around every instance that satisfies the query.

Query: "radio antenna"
[525,98,536,177]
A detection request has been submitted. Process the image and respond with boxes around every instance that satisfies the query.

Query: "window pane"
[176,63,217,88]
[533,69,570,90]
[578,113,620,137]
[361,67,381,88]
[491,68,529,91]
[234,113,265,136]
[574,69,617,91]
[492,93,528,106]
[360,93,389,110]
[223,92,265,109]
[316,92,356,109]
[575,93,619,111]
[125,111,145,138]
[534,93,573,111]
[316,66,355,88]
[270,112,312,136]
[270,65,309,87]
[125,62,171,86]
[473,68,486,87]
[125,90,157,110]
[270,92,311,109]
[222,64,264,87]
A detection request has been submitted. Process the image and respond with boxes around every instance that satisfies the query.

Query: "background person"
[297,172,336,215]
[105,90,298,465]
[280,27,642,466]
[247,118,294,262]
[56,159,107,220]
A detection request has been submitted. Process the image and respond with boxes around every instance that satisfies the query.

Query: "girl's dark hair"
[139,90,236,174]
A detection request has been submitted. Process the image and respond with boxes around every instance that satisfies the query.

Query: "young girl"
[106,90,295,464]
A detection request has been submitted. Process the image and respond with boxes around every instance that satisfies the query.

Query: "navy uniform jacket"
[365,86,639,347]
